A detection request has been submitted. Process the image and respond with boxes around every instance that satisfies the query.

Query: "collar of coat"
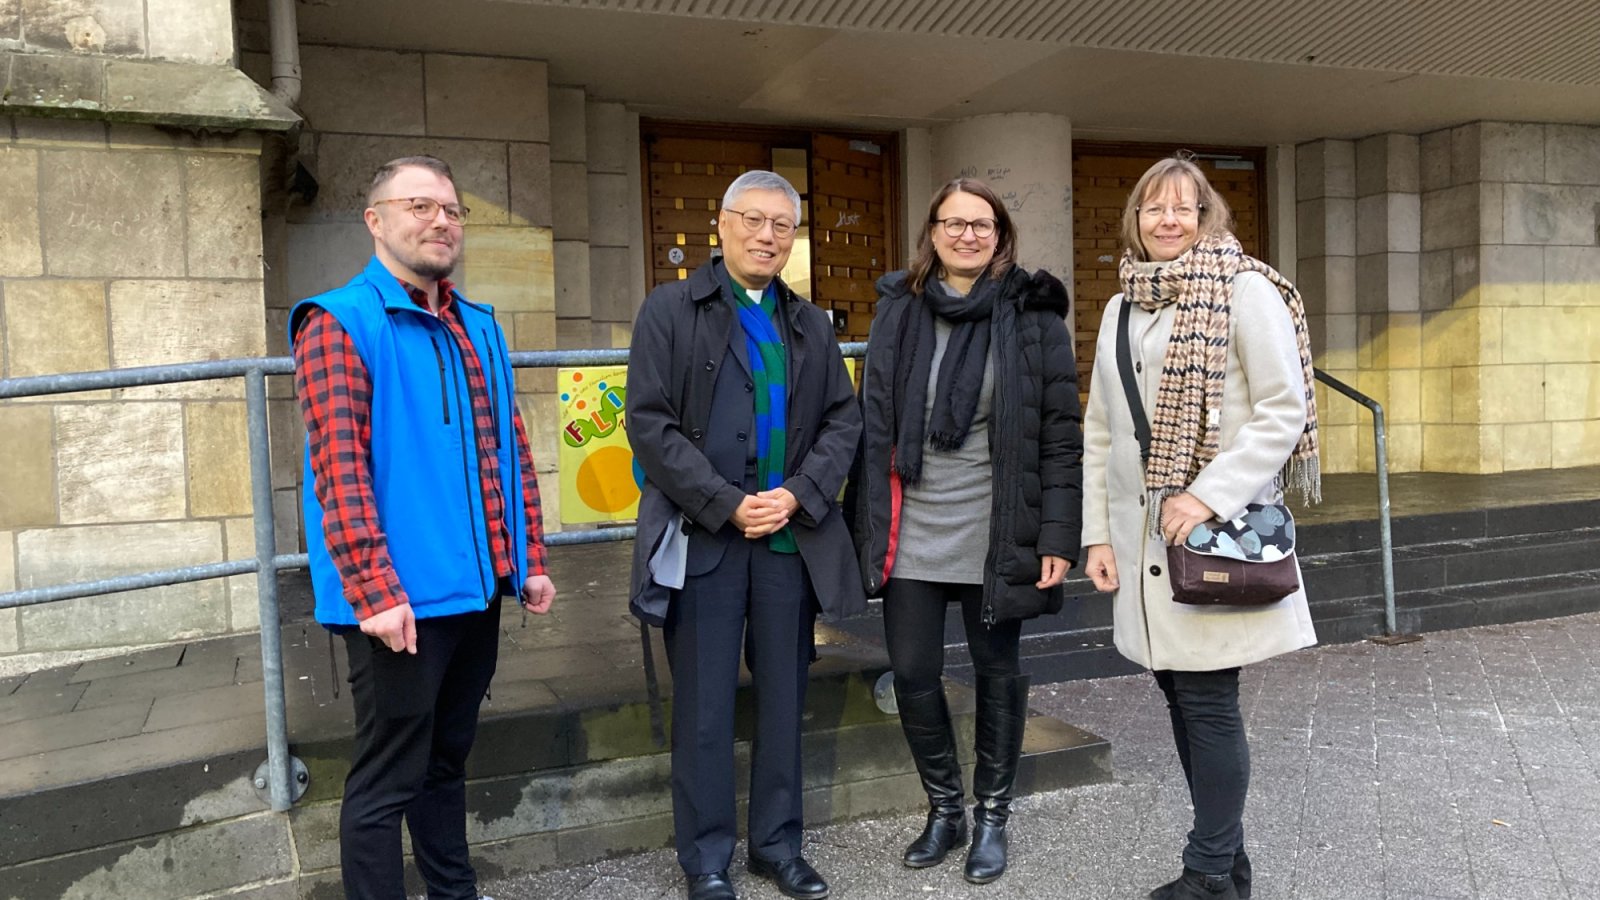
[874,265,1069,317]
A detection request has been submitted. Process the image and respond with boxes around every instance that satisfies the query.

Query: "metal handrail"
[1312,368,1399,639]
[0,341,869,810]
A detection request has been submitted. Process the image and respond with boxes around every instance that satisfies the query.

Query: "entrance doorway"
[1071,142,1268,395]
[640,121,900,342]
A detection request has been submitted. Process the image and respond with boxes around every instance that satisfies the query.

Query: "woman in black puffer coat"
[849,176,1083,885]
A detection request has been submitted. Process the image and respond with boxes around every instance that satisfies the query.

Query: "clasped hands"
[730,487,799,538]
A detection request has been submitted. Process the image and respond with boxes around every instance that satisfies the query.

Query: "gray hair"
[721,170,803,223]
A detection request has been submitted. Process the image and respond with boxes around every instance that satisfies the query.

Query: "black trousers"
[663,538,814,876]
[881,579,1021,694]
[1153,667,1249,876]
[339,598,501,900]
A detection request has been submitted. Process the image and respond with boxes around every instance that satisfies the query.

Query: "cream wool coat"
[1081,272,1318,672]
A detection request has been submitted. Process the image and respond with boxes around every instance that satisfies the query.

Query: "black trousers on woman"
[1153,667,1250,877]
[881,579,1021,689]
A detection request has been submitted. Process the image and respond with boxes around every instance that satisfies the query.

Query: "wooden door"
[808,133,895,342]
[644,135,770,288]
[1072,144,1266,395]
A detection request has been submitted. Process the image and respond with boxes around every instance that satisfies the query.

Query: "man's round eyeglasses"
[374,197,471,225]
[723,208,797,239]
[1137,204,1202,222]
[933,217,997,239]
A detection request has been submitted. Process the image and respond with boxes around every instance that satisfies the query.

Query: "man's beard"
[412,257,456,281]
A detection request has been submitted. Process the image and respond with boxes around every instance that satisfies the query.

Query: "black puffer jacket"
[849,267,1084,623]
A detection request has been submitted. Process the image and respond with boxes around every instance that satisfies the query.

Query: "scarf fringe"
[1284,455,1322,506]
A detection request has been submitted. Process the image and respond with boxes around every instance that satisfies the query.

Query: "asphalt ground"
[477,610,1600,900]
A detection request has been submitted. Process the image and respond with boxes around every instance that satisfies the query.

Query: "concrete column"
[899,126,933,262]
[1295,139,1358,472]
[929,113,1075,295]
[586,100,642,344]
[549,86,594,349]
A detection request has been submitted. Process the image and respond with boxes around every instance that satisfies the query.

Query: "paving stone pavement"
[476,611,1600,900]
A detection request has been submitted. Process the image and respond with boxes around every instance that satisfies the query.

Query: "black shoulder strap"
[1115,299,1153,465]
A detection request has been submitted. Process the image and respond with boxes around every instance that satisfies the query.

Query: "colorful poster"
[557,366,642,524]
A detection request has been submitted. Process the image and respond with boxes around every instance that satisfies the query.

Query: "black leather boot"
[894,684,967,867]
[1150,850,1250,900]
[1147,867,1240,900]
[964,674,1028,885]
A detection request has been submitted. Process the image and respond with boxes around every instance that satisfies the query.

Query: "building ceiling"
[294,0,1600,143]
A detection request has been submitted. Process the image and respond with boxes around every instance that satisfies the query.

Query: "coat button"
[704,360,715,371]
[690,428,704,439]
[732,479,742,488]
[744,382,753,392]
[1150,565,1162,576]
[1138,495,1145,507]
[736,431,747,441]
[1135,362,1143,373]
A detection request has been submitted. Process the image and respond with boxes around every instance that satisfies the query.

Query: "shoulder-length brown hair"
[1119,157,1234,262]
[907,177,1018,294]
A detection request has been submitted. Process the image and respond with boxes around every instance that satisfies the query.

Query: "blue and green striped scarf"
[727,272,796,553]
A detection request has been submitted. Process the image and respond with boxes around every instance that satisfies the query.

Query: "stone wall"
[0,0,233,64]
[0,119,268,653]
[1298,123,1600,474]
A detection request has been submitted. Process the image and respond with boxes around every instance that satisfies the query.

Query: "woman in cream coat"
[1081,156,1320,900]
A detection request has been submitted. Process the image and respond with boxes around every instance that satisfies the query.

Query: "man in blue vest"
[291,155,556,900]
[627,171,865,900]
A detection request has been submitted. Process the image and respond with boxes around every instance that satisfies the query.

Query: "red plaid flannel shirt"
[293,277,548,620]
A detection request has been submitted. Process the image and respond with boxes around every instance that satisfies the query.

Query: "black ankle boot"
[1232,849,1251,900]
[963,674,1028,885]
[1147,868,1240,900]
[894,684,967,867]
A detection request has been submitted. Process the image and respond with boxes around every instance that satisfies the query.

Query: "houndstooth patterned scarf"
[1117,232,1321,524]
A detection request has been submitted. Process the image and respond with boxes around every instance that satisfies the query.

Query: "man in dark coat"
[626,170,865,900]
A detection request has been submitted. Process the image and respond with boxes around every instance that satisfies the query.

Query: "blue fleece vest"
[290,256,529,626]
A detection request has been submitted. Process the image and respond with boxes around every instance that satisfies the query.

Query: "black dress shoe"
[747,856,829,900]
[686,869,737,900]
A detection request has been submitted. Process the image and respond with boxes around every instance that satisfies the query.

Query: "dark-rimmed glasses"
[374,197,471,225]
[723,208,797,239]
[933,217,997,239]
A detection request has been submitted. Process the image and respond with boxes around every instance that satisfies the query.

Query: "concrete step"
[0,649,1110,898]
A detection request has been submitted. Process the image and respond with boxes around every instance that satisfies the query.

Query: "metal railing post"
[246,368,301,810]
[1370,403,1398,636]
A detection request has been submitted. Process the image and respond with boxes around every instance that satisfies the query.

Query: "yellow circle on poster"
[575,445,641,514]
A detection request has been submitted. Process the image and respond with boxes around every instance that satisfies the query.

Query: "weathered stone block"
[1295,140,1355,201]
[1383,423,1422,472]
[222,516,259,632]
[1356,133,1419,197]
[1545,124,1600,186]
[512,311,557,393]
[459,225,554,314]
[548,87,587,163]
[100,59,298,132]
[0,147,44,276]
[186,402,251,518]
[1421,308,1483,368]
[1419,250,1455,312]
[56,402,186,523]
[0,0,18,39]
[308,134,510,225]
[6,51,103,110]
[1377,312,1422,369]
[15,521,227,649]
[1419,128,1451,193]
[425,55,548,143]
[1542,363,1598,422]
[1420,185,1478,252]
[1476,245,1544,307]
[0,530,14,593]
[1355,253,1418,313]
[3,279,107,377]
[1385,368,1421,425]
[146,0,232,64]
[1356,193,1419,256]
[1,810,292,898]
[1479,122,1546,183]
[0,406,56,527]
[553,240,592,319]
[1502,306,1598,365]
[550,161,590,241]
[588,245,636,323]
[1295,255,1356,317]
[19,0,144,54]
[1319,423,1358,474]
[1451,247,1480,307]
[509,142,552,228]
[1452,366,1482,424]
[13,117,107,147]
[1545,246,1600,307]
[0,609,15,653]
[585,101,632,176]
[1478,182,1503,245]
[1502,422,1552,471]
[108,280,266,400]
[1420,368,1451,424]
[40,149,185,277]
[1423,423,1500,474]
[1318,314,1359,388]
[298,45,424,137]
[1479,364,1546,424]
[1502,183,1600,246]
[285,222,373,300]
[1450,123,1480,186]
[521,393,561,488]
[185,154,264,279]
[1551,420,1600,467]
[587,172,633,248]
